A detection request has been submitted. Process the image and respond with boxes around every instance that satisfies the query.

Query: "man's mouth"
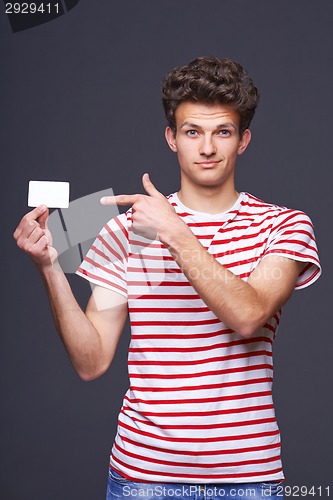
[195,160,221,168]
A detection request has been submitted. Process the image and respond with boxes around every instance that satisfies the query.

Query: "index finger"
[13,205,48,238]
[100,194,140,206]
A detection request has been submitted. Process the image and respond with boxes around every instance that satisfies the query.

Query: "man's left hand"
[100,173,185,242]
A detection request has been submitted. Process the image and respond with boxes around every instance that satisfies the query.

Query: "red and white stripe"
[76,192,321,483]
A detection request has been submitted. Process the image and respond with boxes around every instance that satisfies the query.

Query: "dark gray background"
[1,1,332,499]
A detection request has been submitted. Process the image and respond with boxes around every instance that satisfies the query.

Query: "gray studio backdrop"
[1,1,332,499]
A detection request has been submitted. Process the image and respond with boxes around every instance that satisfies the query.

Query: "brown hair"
[161,56,259,136]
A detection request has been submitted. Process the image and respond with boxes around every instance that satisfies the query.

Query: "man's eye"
[186,130,198,136]
[219,130,231,136]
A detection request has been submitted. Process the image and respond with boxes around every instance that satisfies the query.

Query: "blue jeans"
[106,467,284,499]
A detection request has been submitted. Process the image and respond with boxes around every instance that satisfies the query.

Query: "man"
[14,57,321,499]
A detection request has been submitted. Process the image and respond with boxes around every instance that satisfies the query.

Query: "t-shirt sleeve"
[75,214,129,298]
[262,209,321,290]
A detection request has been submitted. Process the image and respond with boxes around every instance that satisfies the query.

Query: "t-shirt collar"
[171,191,246,222]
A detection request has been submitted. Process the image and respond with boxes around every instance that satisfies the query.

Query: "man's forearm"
[39,263,107,380]
[162,224,266,337]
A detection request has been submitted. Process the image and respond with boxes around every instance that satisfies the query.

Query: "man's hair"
[161,56,259,136]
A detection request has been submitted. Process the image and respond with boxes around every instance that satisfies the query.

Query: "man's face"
[165,102,251,190]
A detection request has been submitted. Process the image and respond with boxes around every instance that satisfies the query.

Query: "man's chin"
[193,181,227,191]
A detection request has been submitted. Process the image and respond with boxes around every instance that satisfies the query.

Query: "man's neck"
[177,183,240,215]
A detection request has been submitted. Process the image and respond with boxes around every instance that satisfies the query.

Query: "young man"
[14,57,321,499]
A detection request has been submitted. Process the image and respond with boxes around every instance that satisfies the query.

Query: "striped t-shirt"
[76,191,321,483]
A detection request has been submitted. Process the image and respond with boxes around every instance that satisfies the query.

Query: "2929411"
[283,485,330,497]
[5,3,60,14]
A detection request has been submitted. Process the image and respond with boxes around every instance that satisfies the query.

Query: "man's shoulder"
[242,192,306,218]
[241,193,316,240]
[243,192,285,211]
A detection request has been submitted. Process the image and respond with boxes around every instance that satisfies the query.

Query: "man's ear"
[165,127,177,152]
[237,129,251,155]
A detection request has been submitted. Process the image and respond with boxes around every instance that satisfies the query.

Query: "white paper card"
[28,181,70,208]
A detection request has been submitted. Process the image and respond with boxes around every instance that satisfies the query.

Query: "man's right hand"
[13,205,58,270]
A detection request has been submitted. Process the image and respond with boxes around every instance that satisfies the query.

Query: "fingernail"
[100,197,106,204]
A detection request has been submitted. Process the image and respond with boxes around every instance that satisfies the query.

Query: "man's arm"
[102,174,302,338]
[13,205,128,381]
[163,229,303,337]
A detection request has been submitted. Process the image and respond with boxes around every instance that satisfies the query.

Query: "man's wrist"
[160,217,196,252]
[36,259,62,279]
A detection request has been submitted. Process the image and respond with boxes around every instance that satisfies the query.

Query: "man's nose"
[200,135,216,156]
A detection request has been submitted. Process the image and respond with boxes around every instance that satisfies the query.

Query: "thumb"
[37,207,50,230]
[142,173,164,199]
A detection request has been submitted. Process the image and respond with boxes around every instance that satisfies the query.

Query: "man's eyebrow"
[217,122,238,130]
[180,121,238,130]
[180,122,202,129]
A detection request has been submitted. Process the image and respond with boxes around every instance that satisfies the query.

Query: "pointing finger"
[142,173,165,199]
[100,194,141,206]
